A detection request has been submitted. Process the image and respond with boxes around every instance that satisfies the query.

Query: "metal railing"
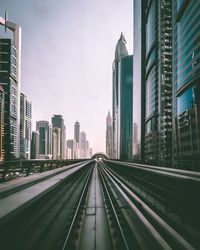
[0,158,88,182]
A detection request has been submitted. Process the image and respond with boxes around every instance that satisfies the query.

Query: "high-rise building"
[133,0,146,162]
[31,131,39,159]
[66,139,76,159]
[51,115,66,159]
[138,0,173,166]
[48,124,52,158]
[20,93,32,159]
[0,16,21,160]
[0,85,5,162]
[112,33,133,161]
[113,33,129,159]
[80,131,87,158]
[172,1,200,169]
[52,127,61,159]
[74,120,80,158]
[106,111,113,158]
[74,120,80,143]
[36,121,52,159]
[119,55,133,161]
[133,0,200,168]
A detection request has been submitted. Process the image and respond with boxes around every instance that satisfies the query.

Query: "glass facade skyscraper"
[141,0,173,165]
[31,131,39,159]
[36,121,52,159]
[113,34,133,161]
[52,115,66,159]
[119,55,133,160]
[0,17,21,160]
[173,0,200,169]
[133,0,200,169]
[133,0,146,161]
[113,33,129,159]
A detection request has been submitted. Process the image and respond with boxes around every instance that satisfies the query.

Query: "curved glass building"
[112,34,133,160]
[143,0,173,165]
[173,0,200,169]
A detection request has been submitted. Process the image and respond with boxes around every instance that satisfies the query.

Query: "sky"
[0,0,133,153]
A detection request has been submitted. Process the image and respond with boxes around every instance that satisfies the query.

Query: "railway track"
[0,159,199,249]
[104,160,200,221]
[101,160,200,249]
[99,161,198,249]
[0,161,93,250]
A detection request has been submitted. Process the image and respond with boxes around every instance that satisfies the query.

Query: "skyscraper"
[139,0,173,165]
[36,121,52,159]
[106,111,113,158]
[66,139,76,159]
[119,55,133,161]
[133,0,146,162]
[74,120,80,158]
[51,115,66,159]
[20,93,32,159]
[112,33,129,159]
[74,120,80,143]
[172,1,200,169]
[0,16,21,160]
[133,1,200,168]
[0,86,5,162]
[80,131,87,158]
[31,131,39,159]
[112,33,133,161]
[52,127,61,159]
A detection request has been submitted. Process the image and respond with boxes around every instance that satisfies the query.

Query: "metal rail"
[0,159,89,181]
[98,166,130,250]
[62,165,93,250]
[0,160,92,199]
[104,160,200,220]
[100,162,196,250]
[105,159,200,180]
[0,163,93,249]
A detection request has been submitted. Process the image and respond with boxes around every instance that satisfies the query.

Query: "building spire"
[120,32,126,43]
[115,32,128,61]
[106,111,112,126]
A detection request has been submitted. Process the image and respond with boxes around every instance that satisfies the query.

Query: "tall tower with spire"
[112,33,129,159]
[112,33,133,161]
[115,33,129,61]
[106,111,113,158]
[0,14,21,160]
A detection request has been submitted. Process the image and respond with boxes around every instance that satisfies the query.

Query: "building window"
[177,87,194,115]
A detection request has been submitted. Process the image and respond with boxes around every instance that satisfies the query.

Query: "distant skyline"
[0,0,133,153]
